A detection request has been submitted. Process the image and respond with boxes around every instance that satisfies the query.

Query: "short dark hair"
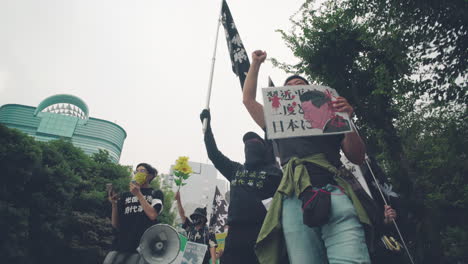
[299,90,330,108]
[136,163,158,182]
[283,75,310,85]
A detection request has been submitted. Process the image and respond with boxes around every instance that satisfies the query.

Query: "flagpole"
[350,120,416,264]
[203,0,224,133]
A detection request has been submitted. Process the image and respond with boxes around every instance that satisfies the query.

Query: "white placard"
[262,85,352,139]
[180,241,208,264]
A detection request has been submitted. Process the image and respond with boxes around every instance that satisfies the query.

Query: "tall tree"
[274,1,415,195]
[347,0,467,105]
[273,0,467,262]
[0,125,176,263]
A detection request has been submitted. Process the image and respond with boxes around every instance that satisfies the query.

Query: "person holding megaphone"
[104,163,164,264]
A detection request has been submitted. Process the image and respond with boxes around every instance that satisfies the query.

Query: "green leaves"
[0,125,139,263]
[277,0,467,262]
[174,178,182,186]
[173,156,192,187]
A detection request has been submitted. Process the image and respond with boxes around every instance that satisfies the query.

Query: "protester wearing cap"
[199,109,282,264]
[175,191,217,264]
[243,50,370,264]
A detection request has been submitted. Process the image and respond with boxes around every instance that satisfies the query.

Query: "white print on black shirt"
[231,169,267,189]
[123,195,153,215]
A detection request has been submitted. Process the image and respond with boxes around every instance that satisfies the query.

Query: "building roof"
[34,94,89,124]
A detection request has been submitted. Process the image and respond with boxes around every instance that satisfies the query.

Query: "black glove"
[200,109,211,125]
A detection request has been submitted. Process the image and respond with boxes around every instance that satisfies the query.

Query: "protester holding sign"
[175,191,217,264]
[104,163,164,264]
[200,109,282,264]
[242,50,371,264]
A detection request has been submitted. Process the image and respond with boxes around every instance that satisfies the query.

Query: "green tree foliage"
[149,173,176,226]
[0,125,41,264]
[347,0,467,105]
[274,0,415,195]
[0,125,175,263]
[399,107,468,263]
[274,0,467,263]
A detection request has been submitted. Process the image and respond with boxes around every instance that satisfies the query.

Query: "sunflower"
[173,156,193,187]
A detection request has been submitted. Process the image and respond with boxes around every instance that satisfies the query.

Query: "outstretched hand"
[200,109,211,125]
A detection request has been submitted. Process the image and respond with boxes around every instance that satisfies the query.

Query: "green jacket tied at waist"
[255,154,371,264]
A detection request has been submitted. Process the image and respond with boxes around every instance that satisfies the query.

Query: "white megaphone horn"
[137,224,181,264]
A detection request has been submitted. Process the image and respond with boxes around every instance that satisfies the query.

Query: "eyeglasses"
[134,168,148,174]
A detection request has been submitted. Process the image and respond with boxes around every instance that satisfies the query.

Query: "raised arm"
[201,109,241,180]
[334,96,365,164]
[109,191,119,229]
[243,50,267,129]
[174,191,187,223]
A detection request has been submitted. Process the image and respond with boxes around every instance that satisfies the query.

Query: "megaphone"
[137,224,181,264]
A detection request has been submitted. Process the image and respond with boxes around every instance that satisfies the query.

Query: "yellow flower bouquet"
[173,156,193,189]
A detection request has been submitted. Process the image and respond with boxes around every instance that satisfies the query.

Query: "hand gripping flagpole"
[202,0,224,133]
[350,121,416,264]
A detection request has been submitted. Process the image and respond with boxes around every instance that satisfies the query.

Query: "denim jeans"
[282,185,370,264]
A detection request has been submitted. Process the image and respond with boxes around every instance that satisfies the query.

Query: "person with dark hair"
[283,74,309,86]
[104,163,163,264]
[242,50,370,264]
[175,191,217,264]
[199,109,282,264]
[299,90,351,133]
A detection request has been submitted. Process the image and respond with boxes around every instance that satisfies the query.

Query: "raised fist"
[252,50,267,64]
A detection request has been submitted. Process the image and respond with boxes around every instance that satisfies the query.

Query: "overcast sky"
[0,0,307,175]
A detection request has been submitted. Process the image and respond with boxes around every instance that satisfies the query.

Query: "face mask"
[193,218,204,226]
[244,140,266,167]
[133,172,147,185]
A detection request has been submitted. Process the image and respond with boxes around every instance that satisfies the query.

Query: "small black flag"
[209,186,229,234]
[221,0,250,89]
[360,156,399,204]
[268,76,275,87]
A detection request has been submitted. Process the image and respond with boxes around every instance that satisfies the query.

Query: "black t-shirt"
[226,164,282,225]
[274,134,344,187]
[204,128,283,226]
[275,134,344,166]
[113,188,163,252]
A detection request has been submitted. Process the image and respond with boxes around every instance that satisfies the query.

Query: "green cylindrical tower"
[0,94,127,163]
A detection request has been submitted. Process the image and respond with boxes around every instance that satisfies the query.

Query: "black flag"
[209,186,229,234]
[360,156,399,205]
[268,76,275,87]
[221,0,250,89]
